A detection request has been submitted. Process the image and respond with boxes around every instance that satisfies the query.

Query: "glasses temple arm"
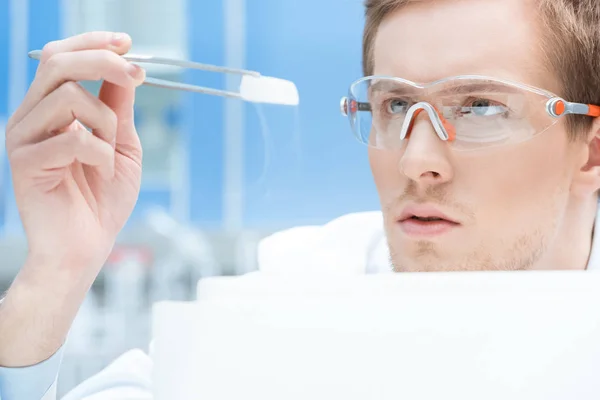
[549,98,600,118]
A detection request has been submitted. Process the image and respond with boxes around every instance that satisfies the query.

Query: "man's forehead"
[371,0,553,90]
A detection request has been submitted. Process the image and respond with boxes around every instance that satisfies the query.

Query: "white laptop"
[151,272,600,400]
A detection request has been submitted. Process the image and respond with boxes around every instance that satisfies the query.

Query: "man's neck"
[533,197,599,271]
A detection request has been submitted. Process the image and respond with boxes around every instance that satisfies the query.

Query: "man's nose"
[399,113,454,184]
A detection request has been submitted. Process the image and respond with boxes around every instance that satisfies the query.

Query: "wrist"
[0,280,67,366]
[23,246,111,289]
[0,253,106,366]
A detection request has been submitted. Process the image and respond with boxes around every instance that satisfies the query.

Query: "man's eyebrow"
[368,80,523,96]
[369,80,417,96]
[435,82,523,96]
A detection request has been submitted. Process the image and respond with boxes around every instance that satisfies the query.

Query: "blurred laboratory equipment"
[51,207,264,395]
[153,273,600,400]
[144,206,220,302]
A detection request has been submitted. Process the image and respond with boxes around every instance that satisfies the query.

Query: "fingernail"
[126,63,144,80]
[111,32,128,46]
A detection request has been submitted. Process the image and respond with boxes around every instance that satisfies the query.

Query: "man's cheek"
[371,159,403,191]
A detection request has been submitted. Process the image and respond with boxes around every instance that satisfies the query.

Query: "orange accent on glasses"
[554,100,566,116]
[350,99,358,114]
[587,104,600,117]
[436,107,456,141]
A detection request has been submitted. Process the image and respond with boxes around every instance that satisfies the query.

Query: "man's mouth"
[398,206,460,236]
[408,216,446,222]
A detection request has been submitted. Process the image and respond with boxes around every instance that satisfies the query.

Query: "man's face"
[369,0,587,271]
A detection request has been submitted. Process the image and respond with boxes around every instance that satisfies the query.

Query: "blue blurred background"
[0,0,381,394]
[0,0,379,234]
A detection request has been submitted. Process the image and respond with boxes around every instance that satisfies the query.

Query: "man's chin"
[390,254,528,273]
[391,260,487,273]
[388,241,484,272]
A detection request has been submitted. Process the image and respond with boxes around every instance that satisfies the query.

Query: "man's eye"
[386,99,409,114]
[463,98,508,117]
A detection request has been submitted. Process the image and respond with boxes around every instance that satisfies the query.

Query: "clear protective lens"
[347,76,559,151]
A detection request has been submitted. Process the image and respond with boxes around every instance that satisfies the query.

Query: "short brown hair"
[362,0,600,137]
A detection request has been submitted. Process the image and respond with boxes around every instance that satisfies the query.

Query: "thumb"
[98,65,145,146]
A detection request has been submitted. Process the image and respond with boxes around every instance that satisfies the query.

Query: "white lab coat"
[57,211,390,400]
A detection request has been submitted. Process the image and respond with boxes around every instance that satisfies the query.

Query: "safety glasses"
[340,75,600,151]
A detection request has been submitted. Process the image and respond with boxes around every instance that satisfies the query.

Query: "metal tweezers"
[28,50,260,100]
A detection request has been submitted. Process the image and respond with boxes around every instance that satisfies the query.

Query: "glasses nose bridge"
[400,102,456,142]
[415,86,438,103]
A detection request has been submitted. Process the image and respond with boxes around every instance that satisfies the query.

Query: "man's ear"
[572,117,600,197]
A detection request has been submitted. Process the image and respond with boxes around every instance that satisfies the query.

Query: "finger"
[12,130,115,180]
[40,49,144,89]
[8,82,118,150]
[7,32,135,132]
[98,80,140,152]
[39,31,132,64]
[12,50,145,131]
